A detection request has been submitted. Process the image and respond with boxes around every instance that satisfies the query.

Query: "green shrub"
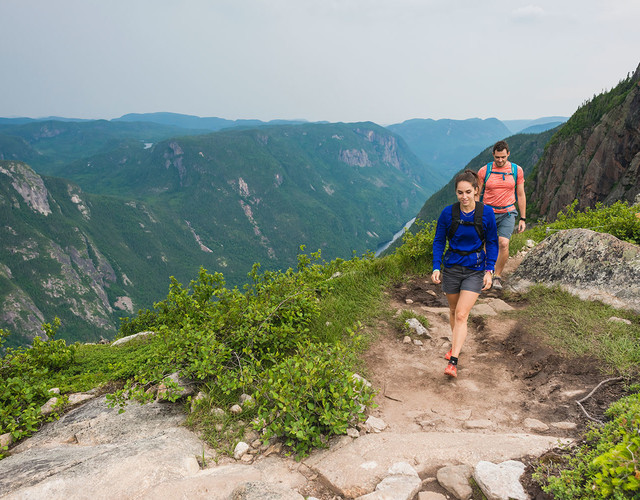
[254,338,375,456]
[392,220,437,273]
[535,392,640,498]
[510,200,640,256]
[0,318,75,455]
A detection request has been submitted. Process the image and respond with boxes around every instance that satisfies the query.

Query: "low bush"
[509,200,640,256]
[254,338,374,456]
[392,220,436,274]
[534,392,640,498]
[105,249,380,456]
[0,318,75,457]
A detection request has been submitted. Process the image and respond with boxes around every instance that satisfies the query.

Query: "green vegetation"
[1,120,433,346]
[1,244,423,459]
[0,318,74,453]
[509,200,640,254]
[533,391,640,498]
[2,199,640,500]
[506,200,640,498]
[515,285,639,376]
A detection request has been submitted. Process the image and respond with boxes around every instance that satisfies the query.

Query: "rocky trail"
[0,258,627,500]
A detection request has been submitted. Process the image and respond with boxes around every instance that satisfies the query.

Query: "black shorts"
[442,265,484,294]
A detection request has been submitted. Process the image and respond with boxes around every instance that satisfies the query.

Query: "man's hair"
[454,169,479,190]
[492,140,510,153]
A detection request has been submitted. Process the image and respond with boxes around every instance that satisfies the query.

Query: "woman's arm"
[431,207,450,273]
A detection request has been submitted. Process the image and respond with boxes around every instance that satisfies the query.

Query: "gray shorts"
[494,211,517,239]
[442,265,484,295]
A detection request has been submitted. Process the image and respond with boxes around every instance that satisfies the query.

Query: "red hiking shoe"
[444,363,457,378]
[445,349,452,361]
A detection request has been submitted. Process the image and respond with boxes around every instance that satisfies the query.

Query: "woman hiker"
[431,170,499,378]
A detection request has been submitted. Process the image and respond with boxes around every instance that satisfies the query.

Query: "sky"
[1,0,639,125]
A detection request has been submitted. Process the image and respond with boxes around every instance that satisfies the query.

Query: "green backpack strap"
[479,162,492,202]
[511,163,519,206]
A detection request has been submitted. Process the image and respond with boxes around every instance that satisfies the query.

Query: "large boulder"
[509,228,640,313]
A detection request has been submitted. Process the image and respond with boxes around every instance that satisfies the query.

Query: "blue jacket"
[432,204,499,272]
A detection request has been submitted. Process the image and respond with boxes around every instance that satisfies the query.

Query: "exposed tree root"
[576,377,624,425]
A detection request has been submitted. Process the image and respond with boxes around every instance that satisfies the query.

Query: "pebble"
[551,421,577,430]
[524,418,550,432]
[463,419,493,430]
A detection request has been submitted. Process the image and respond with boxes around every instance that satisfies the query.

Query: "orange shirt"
[478,162,524,214]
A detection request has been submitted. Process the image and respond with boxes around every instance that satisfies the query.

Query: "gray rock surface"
[406,318,430,337]
[229,481,304,500]
[110,330,155,347]
[528,63,640,220]
[473,460,528,500]
[304,431,568,498]
[509,229,640,313]
[0,396,309,500]
[436,464,473,500]
[0,396,202,499]
[524,418,549,432]
[355,462,421,500]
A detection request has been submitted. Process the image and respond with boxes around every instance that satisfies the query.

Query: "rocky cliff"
[529,62,640,221]
[0,162,127,344]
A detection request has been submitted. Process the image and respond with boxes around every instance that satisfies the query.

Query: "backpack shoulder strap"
[511,163,519,205]
[448,203,461,241]
[474,202,485,241]
[480,162,492,202]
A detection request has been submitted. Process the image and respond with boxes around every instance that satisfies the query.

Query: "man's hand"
[431,270,441,284]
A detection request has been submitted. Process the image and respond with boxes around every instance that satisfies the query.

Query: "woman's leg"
[446,292,459,332]
[446,290,480,357]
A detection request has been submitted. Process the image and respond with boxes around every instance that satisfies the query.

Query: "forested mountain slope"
[0,122,434,346]
[528,63,640,221]
[407,126,559,226]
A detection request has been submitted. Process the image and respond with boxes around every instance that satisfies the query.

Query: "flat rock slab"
[0,397,307,500]
[304,431,570,498]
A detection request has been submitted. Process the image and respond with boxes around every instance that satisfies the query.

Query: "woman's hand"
[482,271,493,291]
[431,270,441,284]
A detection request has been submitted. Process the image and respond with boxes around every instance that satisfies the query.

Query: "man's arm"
[516,181,526,233]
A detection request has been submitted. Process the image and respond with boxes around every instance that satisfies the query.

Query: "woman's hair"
[454,169,479,190]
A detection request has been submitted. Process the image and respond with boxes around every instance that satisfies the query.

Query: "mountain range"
[392,62,640,246]
[1,59,637,348]
[0,121,433,346]
[386,116,565,179]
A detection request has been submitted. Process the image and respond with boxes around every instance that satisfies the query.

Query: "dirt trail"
[353,257,623,497]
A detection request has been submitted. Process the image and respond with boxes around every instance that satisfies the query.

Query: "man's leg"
[494,236,510,277]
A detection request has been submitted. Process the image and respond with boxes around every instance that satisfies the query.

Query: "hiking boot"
[492,276,503,290]
[444,363,457,378]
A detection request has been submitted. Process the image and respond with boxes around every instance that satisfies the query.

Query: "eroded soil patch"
[370,273,628,497]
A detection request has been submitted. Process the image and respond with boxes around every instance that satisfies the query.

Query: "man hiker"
[477,140,526,290]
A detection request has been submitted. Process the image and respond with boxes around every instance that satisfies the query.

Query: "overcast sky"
[1,0,638,125]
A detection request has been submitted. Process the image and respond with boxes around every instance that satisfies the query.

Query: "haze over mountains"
[5,68,639,350]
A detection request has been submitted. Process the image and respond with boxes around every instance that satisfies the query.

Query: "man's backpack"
[447,202,485,256]
[480,162,519,209]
